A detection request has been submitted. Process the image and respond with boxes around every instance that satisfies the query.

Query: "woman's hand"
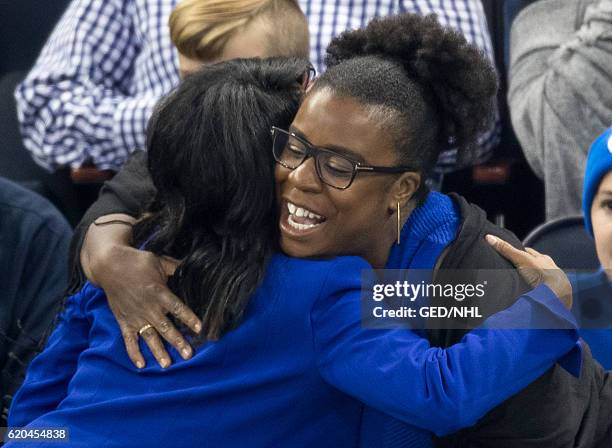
[81,215,202,368]
[486,234,572,309]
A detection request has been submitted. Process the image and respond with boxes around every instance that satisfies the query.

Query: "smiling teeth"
[287,202,323,220]
[287,215,319,230]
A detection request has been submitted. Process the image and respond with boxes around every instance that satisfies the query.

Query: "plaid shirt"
[15,0,498,172]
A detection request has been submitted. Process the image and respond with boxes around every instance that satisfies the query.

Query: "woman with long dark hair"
[7,57,308,446]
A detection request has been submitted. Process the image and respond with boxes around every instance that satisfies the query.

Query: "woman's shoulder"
[63,281,107,316]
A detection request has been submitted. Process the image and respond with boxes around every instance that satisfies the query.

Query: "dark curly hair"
[134,57,309,341]
[313,13,498,202]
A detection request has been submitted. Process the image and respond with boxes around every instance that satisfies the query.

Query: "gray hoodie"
[508,0,612,221]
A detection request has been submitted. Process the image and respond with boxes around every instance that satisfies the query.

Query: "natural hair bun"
[324,13,498,153]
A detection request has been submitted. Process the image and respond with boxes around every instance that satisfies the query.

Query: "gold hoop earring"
[396,202,401,245]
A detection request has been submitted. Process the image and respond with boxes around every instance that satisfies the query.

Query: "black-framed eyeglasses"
[300,65,316,90]
[271,127,417,190]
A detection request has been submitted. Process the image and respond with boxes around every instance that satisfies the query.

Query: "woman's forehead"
[597,172,612,194]
[292,89,397,163]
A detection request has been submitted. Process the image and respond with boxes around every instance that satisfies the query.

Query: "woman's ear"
[388,172,421,212]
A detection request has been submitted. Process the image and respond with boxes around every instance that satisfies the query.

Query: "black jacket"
[433,194,612,448]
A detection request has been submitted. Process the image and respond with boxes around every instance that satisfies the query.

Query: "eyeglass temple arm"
[355,165,417,173]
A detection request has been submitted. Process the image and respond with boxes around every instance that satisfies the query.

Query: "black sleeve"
[67,150,156,293]
[435,350,609,448]
[427,194,530,348]
[433,194,607,447]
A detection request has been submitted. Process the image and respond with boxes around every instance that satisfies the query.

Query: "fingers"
[156,288,202,335]
[159,255,180,277]
[122,312,193,368]
[485,234,532,266]
[119,320,145,369]
[526,247,557,268]
[138,325,172,369]
[525,247,549,259]
[151,316,193,360]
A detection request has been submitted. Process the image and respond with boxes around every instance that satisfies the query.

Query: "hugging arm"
[70,151,201,368]
[310,258,579,436]
[70,150,154,289]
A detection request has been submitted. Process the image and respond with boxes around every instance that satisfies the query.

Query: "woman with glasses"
[56,14,609,448]
[270,15,610,446]
[7,55,578,448]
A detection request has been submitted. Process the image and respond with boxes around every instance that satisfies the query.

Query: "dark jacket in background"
[0,177,72,425]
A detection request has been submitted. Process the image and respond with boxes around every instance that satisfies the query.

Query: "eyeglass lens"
[273,130,355,189]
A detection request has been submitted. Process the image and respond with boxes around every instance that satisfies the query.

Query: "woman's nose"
[289,157,322,192]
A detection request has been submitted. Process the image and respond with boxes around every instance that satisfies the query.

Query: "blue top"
[385,192,460,271]
[8,194,580,448]
[571,269,612,370]
[361,192,461,446]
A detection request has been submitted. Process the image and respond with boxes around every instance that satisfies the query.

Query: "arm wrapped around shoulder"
[309,257,579,436]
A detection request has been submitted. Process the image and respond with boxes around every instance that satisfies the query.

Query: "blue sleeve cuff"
[528,284,578,327]
[481,284,582,377]
[525,284,583,378]
[482,284,578,330]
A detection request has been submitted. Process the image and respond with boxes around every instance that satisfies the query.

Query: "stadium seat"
[523,216,600,271]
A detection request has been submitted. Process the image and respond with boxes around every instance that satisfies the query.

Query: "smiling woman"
[270,14,611,447]
[275,92,422,267]
[274,13,496,269]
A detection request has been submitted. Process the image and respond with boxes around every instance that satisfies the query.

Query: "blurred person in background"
[0,177,72,426]
[15,0,497,175]
[14,0,308,173]
[572,127,612,370]
[508,0,612,221]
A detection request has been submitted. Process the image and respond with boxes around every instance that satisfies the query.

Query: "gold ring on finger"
[138,323,154,336]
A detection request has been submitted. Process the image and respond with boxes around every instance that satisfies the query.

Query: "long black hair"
[313,13,498,202]
[133,57,309,341]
